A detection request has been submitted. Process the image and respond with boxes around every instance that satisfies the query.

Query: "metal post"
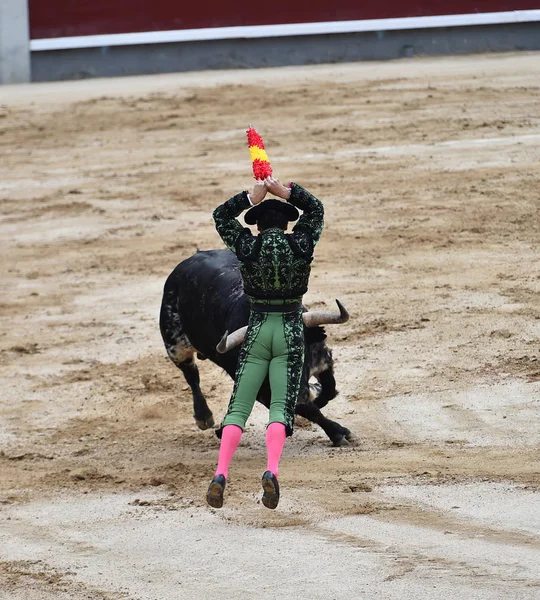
[0,0,31,84]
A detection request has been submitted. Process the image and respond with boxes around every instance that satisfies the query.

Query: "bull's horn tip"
[335,299,350,322]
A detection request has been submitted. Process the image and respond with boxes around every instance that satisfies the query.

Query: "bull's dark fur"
[159,249,351,446]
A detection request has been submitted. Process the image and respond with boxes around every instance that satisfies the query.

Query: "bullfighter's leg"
[208,314,270,507]
[219,311,269,433]
[253,309,303,510]
[268,309,305,435]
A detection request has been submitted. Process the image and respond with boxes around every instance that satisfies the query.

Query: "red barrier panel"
[29,0,540,39]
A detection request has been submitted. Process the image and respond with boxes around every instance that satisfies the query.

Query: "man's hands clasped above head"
[250,177,292,205]
[264,177,291,200]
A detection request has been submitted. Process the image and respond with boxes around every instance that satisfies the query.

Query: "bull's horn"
[216,300,349,353]
[216,326,248,354]
[302,299,349,327]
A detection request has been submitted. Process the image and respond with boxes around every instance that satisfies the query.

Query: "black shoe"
[261,471,280,509]
[206,474,226,508]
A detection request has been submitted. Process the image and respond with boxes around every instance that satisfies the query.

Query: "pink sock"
[266,422,287,477]
[215,425,243,479]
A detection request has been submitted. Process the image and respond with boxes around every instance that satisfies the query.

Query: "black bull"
[159,249,352,446]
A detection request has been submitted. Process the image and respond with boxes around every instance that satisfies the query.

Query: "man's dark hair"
[256,209,288,231]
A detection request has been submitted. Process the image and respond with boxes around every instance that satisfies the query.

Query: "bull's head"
[216,299,349,353]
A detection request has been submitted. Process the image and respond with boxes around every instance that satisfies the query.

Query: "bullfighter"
[206,176,324,509]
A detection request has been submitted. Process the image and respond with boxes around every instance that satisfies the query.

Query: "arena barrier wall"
[24,3,540,81]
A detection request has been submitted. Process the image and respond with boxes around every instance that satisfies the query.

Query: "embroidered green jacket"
[213,183,324,301]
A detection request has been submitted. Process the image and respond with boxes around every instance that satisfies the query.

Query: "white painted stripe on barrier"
[30,10,540,51]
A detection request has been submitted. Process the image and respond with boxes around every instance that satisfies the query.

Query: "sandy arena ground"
[1,52,540,599]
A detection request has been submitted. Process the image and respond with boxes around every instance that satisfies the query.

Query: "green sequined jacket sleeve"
[288,183,324,247]
[213,191,253,253]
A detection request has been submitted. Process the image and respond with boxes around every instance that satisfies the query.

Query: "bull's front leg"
[294,400,352,447]
[296,369,351,447]
[313,366,338,409]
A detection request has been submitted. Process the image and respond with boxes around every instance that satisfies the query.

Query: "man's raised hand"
[251,179,268,205]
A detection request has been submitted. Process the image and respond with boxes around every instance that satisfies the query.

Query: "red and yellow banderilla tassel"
[246,126,273,179]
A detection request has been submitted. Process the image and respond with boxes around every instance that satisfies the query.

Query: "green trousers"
[221,306,305,436]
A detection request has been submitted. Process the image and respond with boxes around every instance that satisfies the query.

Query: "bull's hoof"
[195,415,215,430]
[344,428,355,442]
[331,427,353,447]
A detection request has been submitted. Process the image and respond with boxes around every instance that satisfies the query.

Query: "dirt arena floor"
[1,52,540,599]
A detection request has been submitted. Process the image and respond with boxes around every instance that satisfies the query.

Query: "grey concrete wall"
[0,0,30,84]
[32,22,540,82]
